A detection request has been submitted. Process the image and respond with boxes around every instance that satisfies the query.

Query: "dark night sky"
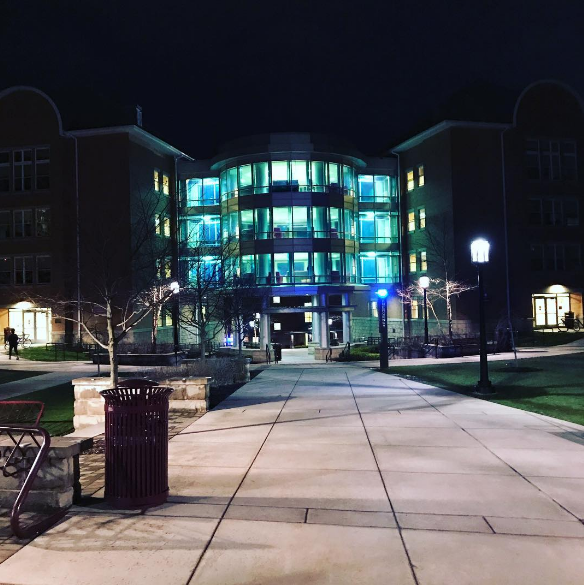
[2,0,584,158]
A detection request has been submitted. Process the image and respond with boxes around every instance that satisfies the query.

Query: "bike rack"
[0,401,67,539]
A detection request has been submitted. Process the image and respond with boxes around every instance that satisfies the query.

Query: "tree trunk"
[106,300,118,387]
[151,309,159,354]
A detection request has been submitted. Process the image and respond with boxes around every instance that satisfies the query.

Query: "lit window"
[408,211,415,232]
[418,165,424,187]
[154,170,160,192]
[409,252,417,273]
[420,250,427,271]
[419,208,426,229]
[411,299,419,319]
[162,174,170,195]
[163,217,171,238]
[370,301,378,318]
[304,312,312,323]
[406,170,415,191]
[35,208,50,237]
[154,214,161,235]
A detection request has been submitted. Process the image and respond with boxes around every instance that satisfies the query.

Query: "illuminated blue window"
[272,161,289,191]
[358,175,374,201]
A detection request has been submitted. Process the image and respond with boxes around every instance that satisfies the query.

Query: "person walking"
[7,328,19,360]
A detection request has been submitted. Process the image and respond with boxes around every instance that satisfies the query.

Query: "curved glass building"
[179,133,401,351]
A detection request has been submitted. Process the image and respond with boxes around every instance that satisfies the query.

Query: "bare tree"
[32,178,175,385]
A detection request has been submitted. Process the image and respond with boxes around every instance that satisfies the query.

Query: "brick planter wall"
[72,377,212,431]
[0,438,85,510]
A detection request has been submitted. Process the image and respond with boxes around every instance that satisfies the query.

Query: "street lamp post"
[376,289,389,369]
[169,281,180,366]
[419,276,430,345]
[471,239,494,396]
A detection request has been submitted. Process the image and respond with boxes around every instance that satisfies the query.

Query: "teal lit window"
[314,252,328,283]
[358,175,374,201]
[254,208,271,239]
[344,209,355,239]
[256,253,271,284]
[222,212,238,241]
[184,215,220,245]
[185,178,202,205]
[238,165,253,195]
[220,172,227,200]
[328,163,340,191]
[311,161,326,191]
[374,175,390,201]
[241,255,255,282]
[272,161,289,191]
[273,207,292,238]
[274,253,291,284]
[331,253,342,282]
[330,208,342,238]
[313,207,327,238]
[375,212,393,243]
[226,167,238,198]
[292,207,309,237]
[345,253,357,283]
[253,162,269,194]
[240,210,254,240]
[359,212,375,243]
[343,166,354,196]
[293,252,311,283]
[202,178,219,204]
[291,160,309,192]
[360,252,398,283]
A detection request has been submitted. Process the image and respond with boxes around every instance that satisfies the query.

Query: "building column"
[260,313,271,352]
[311,294,320,344]
[320,292,329,348]
[342,292,351,344]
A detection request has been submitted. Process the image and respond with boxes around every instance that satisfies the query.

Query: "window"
[330,208,342,238]
[314,252,328,283]
[293,252,311,283]
[417,165,424,187]
[273,207,292,238]
[342,165,355,196]
[154,170,160,192]
[292,207,309,237]
[155,214,161,235]
[565,245,581,271]
[271,161,289,190]
[524,139,578,181]
[359,211,395,244]
[239,209,253,240]
[291,160,309,191]
[406,170,415,191]
[238,164,253,195]
[0,211,11,239]
[346,253,357,283]
[370,301,378,318]
[14,149,32,191]
[36,208,50,237]
[14,210,32,238]
[408,211,415,232]
[35,147,50,190]
[163,217,171,238]
[528,198,579,227]
[253,162,269,194]
[222,212,239,241]
[254,208,270,239]
[311,161,326,190]
[274,253,291,283]
[418,207,426,229]
[0,152,9,192]
[36,255,51,284]
[0,257,11,285]
[420,250,427,271]
[241,255,255,281]
[344,209,356,239]
[531,243,581,271]
[374,175,391,202]
[359,252,398,283]
[328,163,340,191]
[411,299,419,319]
[409,252,417,273]
[162,174,170,195]
[201,178,219,204]
[358,175,374,201]
[530,244,543,271]
[14,256,33,285]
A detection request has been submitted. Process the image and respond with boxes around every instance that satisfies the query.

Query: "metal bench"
[0,401,67,539]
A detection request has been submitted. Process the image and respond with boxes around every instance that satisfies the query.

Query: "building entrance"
[8,308,51,342]
[532,292,582,328]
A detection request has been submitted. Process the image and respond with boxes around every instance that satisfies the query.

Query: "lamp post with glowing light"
[419,276,430,345]
[169,281,180,365]
[376,288,389,369]
[471,239,494,396]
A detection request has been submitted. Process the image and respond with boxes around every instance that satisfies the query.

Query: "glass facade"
[219,160,359,200]
[181,155,399,286]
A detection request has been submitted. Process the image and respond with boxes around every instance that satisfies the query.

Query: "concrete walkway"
[1,365,584,584]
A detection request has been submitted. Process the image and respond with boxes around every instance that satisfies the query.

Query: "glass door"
[23,311,35,339]
[545,298,557,326]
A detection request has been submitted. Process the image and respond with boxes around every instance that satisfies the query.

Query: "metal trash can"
[273,343,282,363]
[101,378,173,508]
[564,311,575,329]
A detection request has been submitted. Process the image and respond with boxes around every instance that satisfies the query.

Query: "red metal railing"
[0,401,67,539]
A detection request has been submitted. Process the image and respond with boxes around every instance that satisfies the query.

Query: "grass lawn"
[11,346,90,362]
[13,383,74,436]
[0,369,48,384]
[516,331,584,347]
[385,352,584,426]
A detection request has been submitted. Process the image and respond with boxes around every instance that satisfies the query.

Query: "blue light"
[376,288,389,299]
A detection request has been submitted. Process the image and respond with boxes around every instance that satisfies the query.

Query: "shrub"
[149,357,247,387]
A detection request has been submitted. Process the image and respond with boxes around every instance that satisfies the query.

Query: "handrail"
[0,424,67,539]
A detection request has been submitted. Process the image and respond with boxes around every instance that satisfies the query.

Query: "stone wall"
[72,376,212,431]
[0,437,85,510]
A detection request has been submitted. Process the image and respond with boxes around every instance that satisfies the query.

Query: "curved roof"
[0,85,64,134]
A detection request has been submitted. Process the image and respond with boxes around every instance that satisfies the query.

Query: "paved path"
[1,365,584,584]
